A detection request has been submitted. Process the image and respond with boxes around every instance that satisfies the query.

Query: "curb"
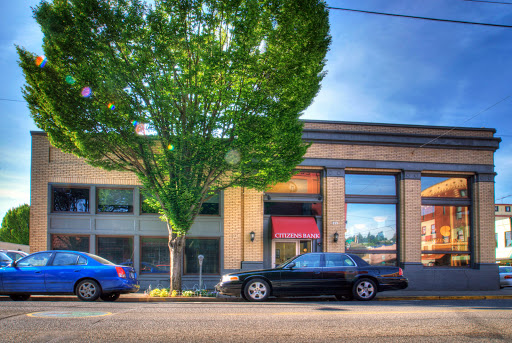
[2,294,512,302]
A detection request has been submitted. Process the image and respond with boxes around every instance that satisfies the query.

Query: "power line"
[326,6,512,28]
[0,98,25,103]
[417,94,512,149]
[463,0,512,5]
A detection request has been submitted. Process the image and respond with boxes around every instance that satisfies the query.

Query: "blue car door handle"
[35,271,41,274]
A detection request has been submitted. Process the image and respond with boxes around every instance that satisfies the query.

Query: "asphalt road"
[1,299,512,342]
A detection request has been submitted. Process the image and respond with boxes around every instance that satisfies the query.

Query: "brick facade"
[30,119,501,290]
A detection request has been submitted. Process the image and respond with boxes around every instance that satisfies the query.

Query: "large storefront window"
[345,203,397,266]
[421,176,471,267]
[267,171,321,194]
[140,237,169,273]
[184,238,220,274]
[52,187,90,212]
[97,236,133,265]
[345,174,398,266]
[97,188,134,213]
[51,234,90,252]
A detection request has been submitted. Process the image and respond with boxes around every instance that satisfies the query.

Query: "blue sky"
[1,0,512,221]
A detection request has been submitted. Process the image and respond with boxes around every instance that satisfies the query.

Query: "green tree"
[17,0,331,290]
[0,204,30,245]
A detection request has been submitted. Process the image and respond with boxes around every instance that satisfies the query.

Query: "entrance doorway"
[272,240,312,267]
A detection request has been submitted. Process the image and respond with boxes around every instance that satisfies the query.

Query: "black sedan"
[216,253,408,301]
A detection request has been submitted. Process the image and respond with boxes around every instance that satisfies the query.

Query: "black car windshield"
[85,253,115,265]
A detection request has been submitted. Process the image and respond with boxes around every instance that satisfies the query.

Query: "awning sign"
[271,216,321,240]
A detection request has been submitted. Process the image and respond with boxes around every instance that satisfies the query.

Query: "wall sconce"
[333,232,339,243]
[250,231,255,242]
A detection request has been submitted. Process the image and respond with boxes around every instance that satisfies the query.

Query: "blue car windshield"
[85,253,115,265]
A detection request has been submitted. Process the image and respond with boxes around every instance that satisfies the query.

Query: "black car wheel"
[352,278,377,301]
[243,278,270,302]
[76,279,101,301]
[10,294,31,301]
[100,292,120,302]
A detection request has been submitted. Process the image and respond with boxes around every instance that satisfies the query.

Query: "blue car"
[0,250,139,301]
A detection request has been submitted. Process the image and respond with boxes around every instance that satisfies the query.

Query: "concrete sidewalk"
[4,288,512,302]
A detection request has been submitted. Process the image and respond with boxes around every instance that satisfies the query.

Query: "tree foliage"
[0,204,30,245]
[17,0,331,289]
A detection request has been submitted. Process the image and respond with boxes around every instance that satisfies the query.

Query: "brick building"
[30,120,501,291]
[495,204,512,265]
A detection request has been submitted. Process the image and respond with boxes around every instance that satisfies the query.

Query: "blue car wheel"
[76,279,101,301]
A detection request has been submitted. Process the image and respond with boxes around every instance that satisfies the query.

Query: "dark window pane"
[97,237,133,265]
[345,204,397,252]
[185,239,219,274]
[53,187,89,212]
[421,177,468,198]
[267,172,321,194]
[52,253,81,266]
[421,253,470,267]
[421,206,469,252]
[345,174,396,196]
[199,194,220,215]
[97,189,133,213]
[264,202,322,216]
[140,237,169,273]
[51,235,90,252]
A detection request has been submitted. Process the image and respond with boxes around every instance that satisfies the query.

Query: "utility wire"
[0,98,25,103]
[417,94,512,149]
[463,0,512,5]
[326,6,512,28]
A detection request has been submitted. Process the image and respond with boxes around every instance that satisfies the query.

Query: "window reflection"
[97,237,133,265]
[184,238,220,274]
[345,204,397,252]
[97,188,133,213]
[267,172,321,194]
[51,234,90,252]
[53,187,89,212]
[140,237,169,273]
[345,174,396,196]
[421,177,468,198]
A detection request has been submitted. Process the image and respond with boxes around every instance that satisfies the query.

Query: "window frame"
[420,175,472,268]
[96,187,135,214]
[96,235,134,265]
[51,234,90,252]
[183,237,221,275]
[139,236,169,274]
[344,173,399,266]
[51,185,91,213]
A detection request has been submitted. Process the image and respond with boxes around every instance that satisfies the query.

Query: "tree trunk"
[168,229,186,292]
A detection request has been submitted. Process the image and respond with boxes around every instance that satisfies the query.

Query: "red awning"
[271,216,320,240]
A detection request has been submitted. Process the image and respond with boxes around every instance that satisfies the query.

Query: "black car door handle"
[35,271,41,274]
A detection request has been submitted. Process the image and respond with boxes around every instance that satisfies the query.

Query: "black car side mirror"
[287,262,296,269]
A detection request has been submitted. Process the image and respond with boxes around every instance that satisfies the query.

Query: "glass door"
[272,240,312,267]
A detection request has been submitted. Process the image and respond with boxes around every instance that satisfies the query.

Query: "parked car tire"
[243,278,270,302]
[352,278,377,301]
[9,294,31,301]
[76,279,101,301]
[100,292,120,302]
